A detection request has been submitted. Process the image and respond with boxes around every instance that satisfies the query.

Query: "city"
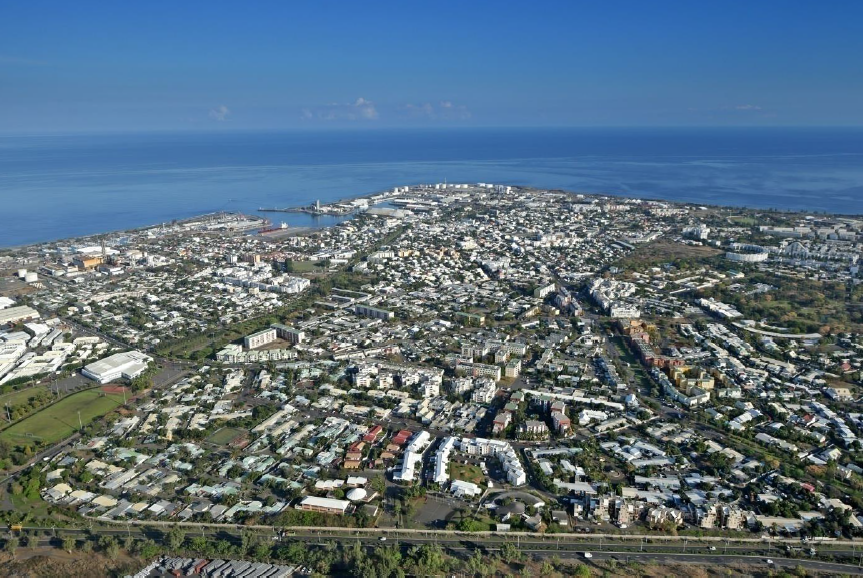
[0,183,861,576]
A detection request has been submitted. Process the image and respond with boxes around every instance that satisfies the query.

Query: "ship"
[258,222,289,235]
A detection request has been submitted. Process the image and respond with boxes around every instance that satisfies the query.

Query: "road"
[12,524,863,575]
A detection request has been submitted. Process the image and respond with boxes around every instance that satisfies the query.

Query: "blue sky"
[1,1,862,133]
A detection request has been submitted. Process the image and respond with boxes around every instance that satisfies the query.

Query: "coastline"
[3,184,862,253]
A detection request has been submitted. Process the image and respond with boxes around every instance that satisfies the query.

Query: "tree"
[24,533,38,548]
[253,541,271,562]
[99,535,120,559]
[167,526,186,551]
[4,537,18,557]
[62,535,76,553]
[500,541,522,563]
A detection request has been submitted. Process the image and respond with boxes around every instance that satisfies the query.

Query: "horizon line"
[3,124,863,138]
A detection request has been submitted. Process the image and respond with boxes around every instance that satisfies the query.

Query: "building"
[271,323,305,344]
[505,359,521,379]
[393,431,431,483]
[433,436,457,484]
[520,420,549,438]
[0,305,40,327]
[552,411,572,434]
[534,282,556,299]
[296,496,351,515]
[725,244,769,263]
[72,255,103,270]
[244,328,277,350]
[82,351,152,384]
[826,387,853,401]
[456,361,501,381]
[492,411,512,434]
[461,437,526,486]
[471,379,498,404]
[354,304,394,320]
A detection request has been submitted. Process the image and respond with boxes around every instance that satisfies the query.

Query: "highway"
[13,524,863,575]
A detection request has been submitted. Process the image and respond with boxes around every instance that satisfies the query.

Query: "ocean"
[1,127,863,247]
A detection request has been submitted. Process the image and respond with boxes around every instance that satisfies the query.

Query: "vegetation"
[0,389,125,449]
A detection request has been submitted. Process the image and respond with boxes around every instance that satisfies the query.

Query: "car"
[709,546,716,551]
[583,552,593,559]
[766,559,774,565]
[379,537,387,542]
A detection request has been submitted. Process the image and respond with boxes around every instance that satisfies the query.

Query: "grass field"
[448,462,485,485]
[616,239,722,269]
[0,384,50,407]
[0,389,125,448]
[728,215,757,226]
[285,260,320,273]
[207,426,248,446]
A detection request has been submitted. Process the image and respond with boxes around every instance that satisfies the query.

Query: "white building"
[82,351,152,384]
[244,328,277,350]
[393,431,432,483]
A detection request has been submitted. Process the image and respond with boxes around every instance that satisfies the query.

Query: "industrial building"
[296,496,352,515]
[82,351,152,384]
[0,305,40,327]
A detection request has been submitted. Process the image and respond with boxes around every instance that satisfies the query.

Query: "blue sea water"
[1,127,863,247]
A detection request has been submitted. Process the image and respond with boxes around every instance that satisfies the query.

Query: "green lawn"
[0,384,50,407]
[285,260,319,273]
[207,426,248,446]
[448,462,485,485]
[0,389,125,448]
[728,215,757,226]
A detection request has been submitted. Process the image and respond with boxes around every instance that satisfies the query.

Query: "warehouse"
[82,351,152,384]
[296,496,352,515]
[0,305,40,327]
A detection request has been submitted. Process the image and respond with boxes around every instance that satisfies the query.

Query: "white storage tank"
[24,272,38,283]
[17,269,27,278]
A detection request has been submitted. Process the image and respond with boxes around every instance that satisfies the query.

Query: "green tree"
[253,541,271,562]
[99,535,120,559]
[167,526,185,551]
[62,535,76,553]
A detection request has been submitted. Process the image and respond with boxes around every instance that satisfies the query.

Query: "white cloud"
[300,97,379,121]
[354,97,378,119]
[209,105,231,122]
[734,104,762,111]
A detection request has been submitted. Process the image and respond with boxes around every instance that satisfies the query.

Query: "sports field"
[0,389,125,447]
[207,426,248,446]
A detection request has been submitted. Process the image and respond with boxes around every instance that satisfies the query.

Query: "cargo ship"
[258,222,289,235]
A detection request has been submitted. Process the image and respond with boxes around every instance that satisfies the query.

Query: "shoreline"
[2,185,862,253]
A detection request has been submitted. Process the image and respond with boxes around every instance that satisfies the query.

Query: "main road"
[14,523,863,574]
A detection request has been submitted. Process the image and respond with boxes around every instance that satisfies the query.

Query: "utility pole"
[77,411,83,431]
